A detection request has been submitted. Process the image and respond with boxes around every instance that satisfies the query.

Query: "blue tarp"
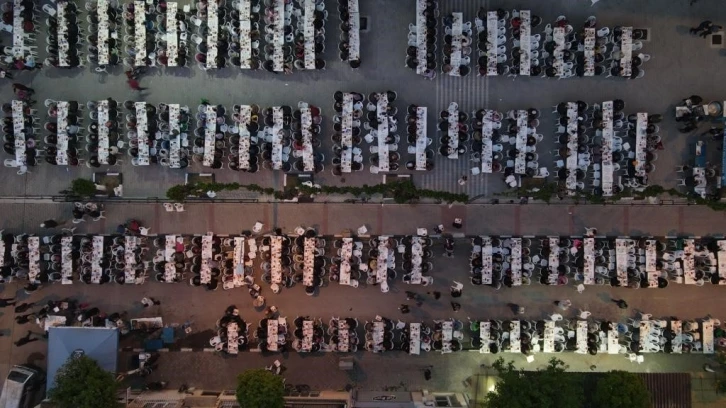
[46,327,119,392]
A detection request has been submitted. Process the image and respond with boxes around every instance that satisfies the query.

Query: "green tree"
[47,355,118,408]
[484,357,583,408]
[68,178,97,197]
[593,370,650,408]
[236,368,285,408]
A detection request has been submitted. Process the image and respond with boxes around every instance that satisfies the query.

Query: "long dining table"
[202,105,217,167]
[301,0,316,70]
[479,236,492,285]
[601,101,614,196]
[55,101,69,165]
[166,2,179,66]
[300,107,314,171]
[11,0,24,57]
[60,236,73,284]
[565,102,579,192]
[134,1,147,66]
[643,239,658,288]
[237,105,252,170]
[97,100,110,164]
[340,93,354,173]
[619,27,633,77]
[271,106,284,169]
[634,112,648,178]
[205,0,219,69]
[270,0,286,72]
[12,100,25,166]
[547,237,560,285]
[718,241,726,285]
[583,237,595,284]
[614,238,631,286]
[164,235,177,282]
[168,104,181,168]
[519,10,531,76]
[268,235,282,285]
[447,12,464,77]
[446,103,459,158]
[414,0,429,75]
[583,27,595,76]
[339,237,353,285]
[200,233,213,284]
[376,236,390,284]
[302,237,315,287]
[553,27,566,77]
[96,0,110,65]
[514,110,527,174]
[479,321,490,353]
[124,235,139,284]
[480,110,495,173]
[510,237,522,286]
[409,322,421,355]
[347,0,360,62]
[56,2,71,66]
[91,236,105,284]
[27,236,40,283]
[135,102,150,165]
[486,11,499,75]
[238,0,253,68]
[414,107,427,170]
[376,93,390,172]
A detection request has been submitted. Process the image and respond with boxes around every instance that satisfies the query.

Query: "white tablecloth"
[510,237,522,286]
[514,111,527,174]
[415,107,427,170]
[634,113,648,177]
[134,1,147,66]
[583,237,595,284]
[601,101,614,196]
[340,94,354,172]
[166,2,178,66]
[376,94,390,172]
[97,100,110,164]
[168,104,181,168]
[300,107,314,171]
[486,11,498,75]
[619,27,633,77]
[12,100,25,165]
[135,102,150,165]
[519,10,531,76]
[202,105,217,166]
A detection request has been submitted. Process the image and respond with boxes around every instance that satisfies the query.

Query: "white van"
[0,365,44,408]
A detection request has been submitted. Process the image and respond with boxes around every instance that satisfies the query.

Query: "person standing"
[12,83,34,94]
[40,219,61,228]
[701,24,723,38]
[452,218,463,229]
[141,297,161,307]
[451,302,461,312]
[611,298,628,309]
[399,304,410,314]
[554,300,571,310]
[14,302,34,313]
[14,331,39,347]
[0,297,16,307]
[690,20,712,35]
[128,78,147,92]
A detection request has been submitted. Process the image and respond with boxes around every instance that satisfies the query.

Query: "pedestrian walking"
[458,175,468,185]
[141,297,161,307]
[399,304,410,314]
[424,368,432,380]
[701,24,723,38]
[554,300,571,310]
[612,298,628,309]
[128,78,147,91]
[690,20,712,35]
[14,302,34,313]
[451,302,461,312]
[432,291,441,300]
[452,218,463,229]
[12,83,34,94]
[14,331,39,347]
[405,291,417,300]
[14,314,34,324]
[415,300,423,307]
[0,297,16,307]
[40,219,60,228]
[508,303,525,315]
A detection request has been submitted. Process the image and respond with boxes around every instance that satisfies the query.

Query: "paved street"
[0,0,725,199]
[1,0,726,405]
[1,202,726,404]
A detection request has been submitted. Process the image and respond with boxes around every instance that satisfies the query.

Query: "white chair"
[252,222,264,233]
[163,203,174,212]
[174,203,185,212]
[549,314,563,321]
[451,281,464,291]
[578,310,591,319]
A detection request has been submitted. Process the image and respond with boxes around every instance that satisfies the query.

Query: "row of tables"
[237,0,254,69]
[236,105,253,169]
[96,0,111,65]
[202,105,217,166]
[375,93,391,172]
[479,110,497,173]
[11,100,26,166]
[205,0,219,69]
[134,102,150,165]
[344,0,360,62]
[446,12,466,76]
[165,2,180,66]
[133,1,147,66]
[413,107,427,170]
[339,93,356,173]
[168,104,182,168]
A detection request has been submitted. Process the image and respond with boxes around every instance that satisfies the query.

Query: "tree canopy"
[236,368,285,408]
[593,370,650,408]
[47,355,118,408]
[483,357,584,408]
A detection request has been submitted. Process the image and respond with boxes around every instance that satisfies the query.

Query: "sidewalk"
[1,202,725,237]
